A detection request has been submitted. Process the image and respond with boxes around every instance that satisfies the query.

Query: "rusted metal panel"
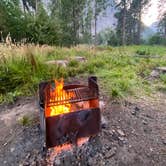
[45,108,101,148]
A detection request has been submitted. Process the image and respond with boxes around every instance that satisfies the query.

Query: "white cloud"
[142,0,159,26]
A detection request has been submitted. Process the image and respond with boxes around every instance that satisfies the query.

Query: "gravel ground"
[0,91,166,166]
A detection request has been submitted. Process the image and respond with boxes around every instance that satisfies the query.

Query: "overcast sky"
[142,0,160,26]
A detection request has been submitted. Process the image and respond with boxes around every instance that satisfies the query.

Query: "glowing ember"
[77,137,89,147]
[45,79,75,117]
[50,137,89,155]
[46,137,89,165]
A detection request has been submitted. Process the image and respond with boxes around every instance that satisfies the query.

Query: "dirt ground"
[0,89,166,166]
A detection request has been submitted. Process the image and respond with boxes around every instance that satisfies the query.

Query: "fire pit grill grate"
[45,86,98,107]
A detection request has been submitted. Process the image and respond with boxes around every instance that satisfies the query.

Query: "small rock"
[74,56,86,62]
[88,157,94,165]
[142,120,148,125]
[135,106,140,112]
[99,100,105,110]
[54,158,61,165]
[101,116,107,129]
[162,138,166,145]
[156,67,166,73]
[131,129,135,134]
[118,137,125,141]
[108,130,113,135]
[117,129,125,137]
[150,148,153,152]
[10,147,15,152]
[25,153,31,159]
[150,70,160,78]
[45,60,68,67]
[145,114,154,119]
[112,131,119,141]
[128,145,132,148]
[3,142,7,146]
[118,136,127,145]
[112,129,115,133]
[131,111,136,115]
[131,106,140,116]
[105,147,116,159]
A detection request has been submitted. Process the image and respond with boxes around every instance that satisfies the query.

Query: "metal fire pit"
[39,76,101,148]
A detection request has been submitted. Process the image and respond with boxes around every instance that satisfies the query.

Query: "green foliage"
[0,45,166,103]
[114,0,150,45]
[136,48,150,55]
[19,115,33,126]
[98,67,139,98]
[0,0,110,46]
[0,0,25,40]
[0,0,165,47]
[148,34,166,45]
[68,60,79,67]
[160,74,166,84]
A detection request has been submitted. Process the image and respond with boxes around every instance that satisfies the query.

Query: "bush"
[160,74,166,84]
[68,60,79,67]
[148,34,166,45]
[136,48,150,55]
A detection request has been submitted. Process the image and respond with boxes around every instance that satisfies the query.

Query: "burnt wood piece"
[45,108,101,148]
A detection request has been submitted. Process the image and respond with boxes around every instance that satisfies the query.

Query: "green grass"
[19,115,34,126]
[0,45,166,104]
[160,74,166,84]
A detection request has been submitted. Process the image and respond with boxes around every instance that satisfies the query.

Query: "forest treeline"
[0,0,165,46]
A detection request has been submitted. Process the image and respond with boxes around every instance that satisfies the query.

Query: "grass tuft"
[19,115,33,126]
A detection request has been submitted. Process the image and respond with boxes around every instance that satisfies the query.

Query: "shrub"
[136,48,150,55]
[68,60,79,67]
[160,74,166,84]
[148,34,166,45]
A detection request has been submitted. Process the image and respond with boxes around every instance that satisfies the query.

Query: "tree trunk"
[137,8,142,44]
[164,23,166,37]
[122,0,126,45]
[22,0,29,12]
[72,5,78,45]
[94,0,97,45]
[36,0,38,14]
[0,31,4,43]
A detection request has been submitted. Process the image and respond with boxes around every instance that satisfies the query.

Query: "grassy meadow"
[0,44,166,104]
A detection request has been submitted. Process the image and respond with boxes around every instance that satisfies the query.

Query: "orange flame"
[45,79,74,117]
